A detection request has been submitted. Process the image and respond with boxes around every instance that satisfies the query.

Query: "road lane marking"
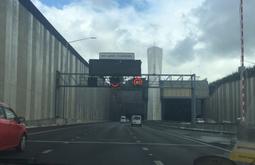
[148,153,153,156]
[29,125,87,135]
[136,140,141,143]
[142,147,149,151]
[41,149,53,154]
[143,125,231,152]
[166,131,231,152]
[154,160,164,165]
[28,140,209,147]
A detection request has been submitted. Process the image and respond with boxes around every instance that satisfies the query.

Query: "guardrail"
[25,118,108,128]
[25,118,57,128]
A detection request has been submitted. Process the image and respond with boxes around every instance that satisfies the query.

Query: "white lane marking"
[41,149,53,154]
[29,125,86,136]
[28,140,209,147]
[154,160,164,165]
[143,125,231,152]
[136,140,141,143]
[148,153,153,156]
[166,131,231,152]
[142,147,149,151]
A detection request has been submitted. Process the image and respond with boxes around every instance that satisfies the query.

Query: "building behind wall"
[147,46,163,120]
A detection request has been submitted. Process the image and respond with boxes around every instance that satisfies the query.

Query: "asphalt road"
[0,122,231,165]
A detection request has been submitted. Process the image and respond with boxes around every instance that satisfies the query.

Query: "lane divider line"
[29,125,86,136]
[41,149,53,154]
[142,147,149,151]
[154,160,164,165]
[28,140,210,147]
[144,125,231,152]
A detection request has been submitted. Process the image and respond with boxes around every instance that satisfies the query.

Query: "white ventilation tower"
[147,46,162,120]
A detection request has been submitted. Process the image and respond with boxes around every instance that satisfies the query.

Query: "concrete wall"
[161,80,209,99]
[0,0,110,124]
[205,77,255,125]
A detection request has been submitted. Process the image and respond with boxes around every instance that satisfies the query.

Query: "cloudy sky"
[32,0,255,82]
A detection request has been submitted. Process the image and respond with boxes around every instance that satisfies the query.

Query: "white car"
[120,116,126,123]
[131,115,142,126]
[196,118,205,123]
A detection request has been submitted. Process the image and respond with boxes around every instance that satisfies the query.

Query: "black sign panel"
[89,59,141,76]
[88,77,98,87]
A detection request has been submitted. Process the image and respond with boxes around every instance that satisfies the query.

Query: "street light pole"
[239,0,246,123]
[68,37,97,43]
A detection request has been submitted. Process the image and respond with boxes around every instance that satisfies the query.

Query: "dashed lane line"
[142,147,149,151]
[154,160,164,165]
[41,149,53,154]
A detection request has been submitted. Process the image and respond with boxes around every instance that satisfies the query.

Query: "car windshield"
[0,0,254,165]
[134,117,141,120]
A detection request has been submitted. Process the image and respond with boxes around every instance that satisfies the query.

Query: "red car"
[0,102,27,152]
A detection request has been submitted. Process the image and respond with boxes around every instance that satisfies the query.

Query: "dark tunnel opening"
[162,98,191,122]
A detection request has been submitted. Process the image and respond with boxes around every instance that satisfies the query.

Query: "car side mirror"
[194,156,236,165]
[15,117,26,123]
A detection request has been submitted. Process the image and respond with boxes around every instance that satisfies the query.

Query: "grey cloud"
[194,0,255,57]
[169,0,255,64]
[168,37,197,64]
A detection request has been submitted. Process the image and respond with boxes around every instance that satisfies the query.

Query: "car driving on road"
[131,115,142,127]
[0,102,27,152]
[120,115,126,123]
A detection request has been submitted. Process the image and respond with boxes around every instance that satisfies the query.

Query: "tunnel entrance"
[56,71,197,123]
[109,89,147,121]
[162,98,191,122]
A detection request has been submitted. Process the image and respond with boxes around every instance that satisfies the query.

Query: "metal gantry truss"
[55,72,197,123]
[56,72,196,89]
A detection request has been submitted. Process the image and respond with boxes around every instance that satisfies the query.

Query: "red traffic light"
[133,76,143,86]
[111,83,120,88]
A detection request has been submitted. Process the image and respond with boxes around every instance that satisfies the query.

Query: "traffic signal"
[133,76,143,87]
[110,77,122,88]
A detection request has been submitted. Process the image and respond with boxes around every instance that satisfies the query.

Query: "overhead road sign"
[89,59,141,76]
[99,52,135,60]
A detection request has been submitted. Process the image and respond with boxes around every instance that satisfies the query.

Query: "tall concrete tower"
[147,46,163,120]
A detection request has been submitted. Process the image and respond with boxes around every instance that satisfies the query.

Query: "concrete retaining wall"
[0,0,110,124]
[205,77,255,125]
